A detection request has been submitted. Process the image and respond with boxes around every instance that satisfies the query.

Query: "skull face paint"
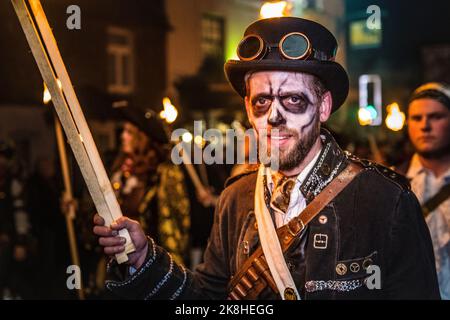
[245,71,328,172]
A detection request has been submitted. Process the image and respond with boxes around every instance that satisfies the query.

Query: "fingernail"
[111,222,118,228]
[111,230,118,236]
[121,237,126,244]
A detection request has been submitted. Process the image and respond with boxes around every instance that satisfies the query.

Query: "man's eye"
[257,97,268,105]
[430,114,445,120]
[282,95,307,112]
[289,96,301,103]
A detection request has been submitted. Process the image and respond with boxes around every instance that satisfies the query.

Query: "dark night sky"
[345,0,450,107]
[346,0,450,69]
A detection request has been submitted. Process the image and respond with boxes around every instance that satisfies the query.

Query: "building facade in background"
[0,0,169,168]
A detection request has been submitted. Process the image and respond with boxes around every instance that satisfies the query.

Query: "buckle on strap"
[287,218,304,237]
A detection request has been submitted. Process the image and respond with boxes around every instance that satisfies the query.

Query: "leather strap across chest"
[228,162,363,300]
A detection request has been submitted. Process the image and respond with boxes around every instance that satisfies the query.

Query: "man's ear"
[319,91,332,123]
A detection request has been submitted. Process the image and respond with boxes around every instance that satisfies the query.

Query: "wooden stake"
[176,143,208,196]
[54,113,85,300]
[11,0,135,263]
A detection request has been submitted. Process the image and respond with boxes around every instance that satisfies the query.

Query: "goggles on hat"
[236,32,334,61]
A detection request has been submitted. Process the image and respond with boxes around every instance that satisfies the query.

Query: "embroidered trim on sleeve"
[170,264,187,300]
[144,252,174,300]
[106,237,157,289]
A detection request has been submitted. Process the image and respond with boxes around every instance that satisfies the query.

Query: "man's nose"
[267,102,285,126]
[420,117,431,131]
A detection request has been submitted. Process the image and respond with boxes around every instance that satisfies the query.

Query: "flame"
[385,103,405,131]
[43,79,62,104]
[358,107,372,126]
[260,1,288,19]
[160,97,178,124]
[182,132,193,143]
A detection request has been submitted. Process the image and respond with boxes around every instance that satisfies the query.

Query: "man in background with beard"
[397,83,450,299]
[93,17,439,299]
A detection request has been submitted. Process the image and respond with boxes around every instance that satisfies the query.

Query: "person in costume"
[93,17,439,299]
[110,106,190,265]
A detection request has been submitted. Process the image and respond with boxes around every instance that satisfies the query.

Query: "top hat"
[112,100,169,145]
[224,17,349,112]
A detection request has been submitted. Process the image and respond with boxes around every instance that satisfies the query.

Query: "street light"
[385,103,405,131]
[260,1,289,19]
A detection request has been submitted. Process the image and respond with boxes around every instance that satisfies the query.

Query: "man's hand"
[93,214,149,269]
[60,192,78,219]
[196,187,219,208]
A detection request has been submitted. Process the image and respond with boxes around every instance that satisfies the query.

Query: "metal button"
[284,287,297,300]
[318,215,328,224]
[242,240,249,255]
[336,263,347,276]
[362,258,373,269]
[321,163,331,176]
[350,262,360,273]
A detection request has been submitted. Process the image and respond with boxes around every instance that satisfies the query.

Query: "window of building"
[201,14,225,59]
[349,20,382,49]
[107,26,134,94]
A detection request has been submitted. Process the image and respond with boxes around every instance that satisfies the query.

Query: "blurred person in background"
[110,105,190,265]
[0,140,37,299]
[27,157,73,299]
[396,82,450,299]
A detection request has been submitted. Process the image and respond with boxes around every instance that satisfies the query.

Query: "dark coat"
[105,130,440,299]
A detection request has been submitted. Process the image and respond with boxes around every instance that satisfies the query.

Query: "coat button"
[336,263,347,276]
[321,163,331,176]
[254,221,258,230]
[318,215,328,224]
[350,262,360,273]
[363,258,373,269]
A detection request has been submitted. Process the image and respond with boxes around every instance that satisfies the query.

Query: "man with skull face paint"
[93,18,440,299]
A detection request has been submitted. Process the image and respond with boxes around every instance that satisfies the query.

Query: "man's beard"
[259,111,321,171]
